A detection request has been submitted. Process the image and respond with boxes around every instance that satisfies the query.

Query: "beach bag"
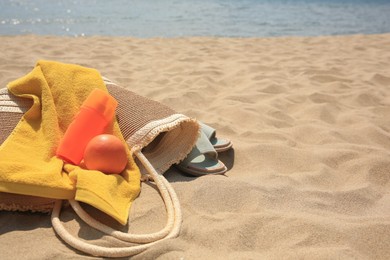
[0,61,199,257]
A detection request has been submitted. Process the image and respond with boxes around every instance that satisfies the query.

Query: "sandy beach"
[1,33,390,259]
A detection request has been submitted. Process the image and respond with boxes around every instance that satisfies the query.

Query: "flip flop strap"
[181,131,217,166]
[199,122,217,141]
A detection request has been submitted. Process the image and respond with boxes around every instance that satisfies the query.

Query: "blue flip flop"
[200,122,233,153]
[176,131,227,176]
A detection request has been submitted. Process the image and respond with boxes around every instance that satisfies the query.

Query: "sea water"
[1,0,390,37]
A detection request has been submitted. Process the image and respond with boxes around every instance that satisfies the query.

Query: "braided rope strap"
[51,150,182,257]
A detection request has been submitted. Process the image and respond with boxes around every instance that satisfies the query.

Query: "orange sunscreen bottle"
[56,88,118,165]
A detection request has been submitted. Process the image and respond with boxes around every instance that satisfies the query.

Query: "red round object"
[83,134,128,174]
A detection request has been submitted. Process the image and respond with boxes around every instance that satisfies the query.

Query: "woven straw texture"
[0,79,199,213]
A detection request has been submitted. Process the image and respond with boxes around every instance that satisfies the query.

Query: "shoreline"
[1,31,390,39]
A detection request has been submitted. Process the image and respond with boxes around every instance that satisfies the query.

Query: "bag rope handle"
[51,150,182,257]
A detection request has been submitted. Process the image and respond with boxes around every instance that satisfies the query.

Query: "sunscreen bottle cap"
[82,88,118,122]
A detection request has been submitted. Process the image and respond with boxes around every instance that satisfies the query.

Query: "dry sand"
[1,34,390,259]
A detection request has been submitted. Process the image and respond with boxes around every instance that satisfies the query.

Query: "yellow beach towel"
[0,60,141,225]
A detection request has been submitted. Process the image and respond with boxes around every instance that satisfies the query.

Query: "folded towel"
[0,60,141,225]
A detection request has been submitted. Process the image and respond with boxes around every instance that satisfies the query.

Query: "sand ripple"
[1,34,390,259]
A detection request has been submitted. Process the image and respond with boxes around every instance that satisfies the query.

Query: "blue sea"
[1,0,390,37]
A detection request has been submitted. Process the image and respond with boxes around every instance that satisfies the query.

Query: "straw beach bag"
[0,61,199,257]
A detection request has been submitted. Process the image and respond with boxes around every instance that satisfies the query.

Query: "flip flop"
[200,122,233,153]
[176,131,227,176]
